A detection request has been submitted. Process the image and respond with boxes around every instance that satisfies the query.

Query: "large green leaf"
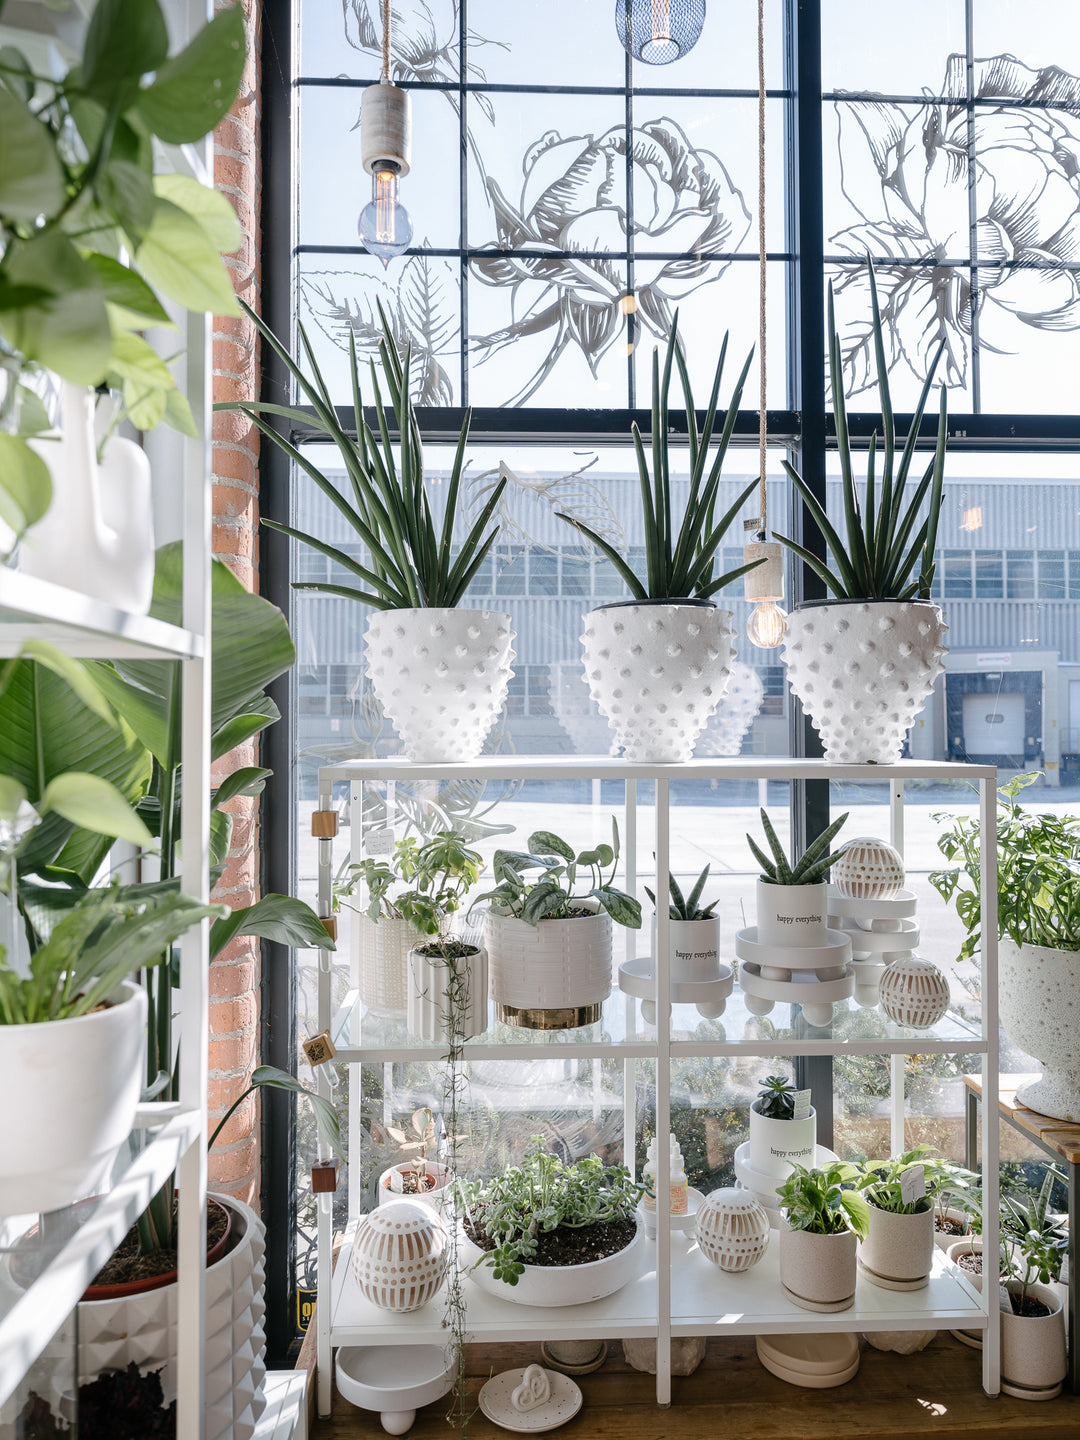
[4,232,112,384]
[208,894,335,961]
[87,252,171,328]
[82,0,168,106]
[40,772,155,847]
[136,4,246,145]
[154,174,241,253]
[0,434,51,538]
[135,198,240,317]
[97,159,156,242]
[0,88,65,220]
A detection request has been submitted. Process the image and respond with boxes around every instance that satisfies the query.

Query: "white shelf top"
[318,756,998,784]
[330,1225,986,1347]
[0,571,204,660]
[0,1108,202,1407]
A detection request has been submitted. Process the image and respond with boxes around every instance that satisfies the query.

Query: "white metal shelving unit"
[313,755,1000,1416]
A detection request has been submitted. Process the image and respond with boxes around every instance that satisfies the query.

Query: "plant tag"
[998,1284,1013,1314]
[793,1089,812,1121]
[901,1165,926,1206]
[1060,1256,1070,1284]
[365,829,394,856]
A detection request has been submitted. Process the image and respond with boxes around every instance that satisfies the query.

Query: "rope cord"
[757,0,767,534]
[382,0,391,82]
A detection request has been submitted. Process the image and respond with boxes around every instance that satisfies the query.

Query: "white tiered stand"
[313,756,1001,1416]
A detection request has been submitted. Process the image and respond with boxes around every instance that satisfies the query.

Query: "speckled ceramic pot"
[858,1200,935,1288]
[781,600,947,764]
[364,608,515,762]
[580,601,735,763]
[1000,937,1080,1122]
[779,1223,858,1312]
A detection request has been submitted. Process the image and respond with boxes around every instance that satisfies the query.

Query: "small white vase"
[858,1201,935,1289]
[999,937,1080,1122]
[748,1102,817,1179]
[755,879,829,949]
[779,1223,857,1312]
[22,383,155,614]
[486,907,611,1029]
[781,600,948,764]
[580,601,735,763]
[407,943,488,1042]
[364,607,515,762]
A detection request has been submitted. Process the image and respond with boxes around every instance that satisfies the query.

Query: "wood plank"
[311,1333,1080,1440]
[964,1075,1080,1163]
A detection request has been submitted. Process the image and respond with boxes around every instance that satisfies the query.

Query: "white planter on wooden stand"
[999,937,1080,1122]
[359,915,417,1018]
[748,1102,817,1180]
[858,1201,935,1289]
[580,601,735,762]
[364,608,515,762]
[486,906,611,1029]
[779,1223,858,1312]
[407,943,487,1042]
[0,982,146,1218]
[781,599,948,764]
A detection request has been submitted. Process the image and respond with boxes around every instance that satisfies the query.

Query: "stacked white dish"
[828,887,919,1007]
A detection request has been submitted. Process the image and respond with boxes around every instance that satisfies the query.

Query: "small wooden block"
[319,914,338,941]
[302,1030,336,1067]
[311,1159,339,1194]
[311,810,338,838]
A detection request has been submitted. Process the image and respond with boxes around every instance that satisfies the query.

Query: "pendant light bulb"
[746,599,787,649]
[358,168,413,266]
[743,538,786,649]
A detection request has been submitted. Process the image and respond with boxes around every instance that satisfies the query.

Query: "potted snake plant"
[771,262,949,763]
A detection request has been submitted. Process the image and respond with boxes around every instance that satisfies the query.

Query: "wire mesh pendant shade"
[615,0,705,64]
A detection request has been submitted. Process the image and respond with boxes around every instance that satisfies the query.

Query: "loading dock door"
[962,692,1026,756]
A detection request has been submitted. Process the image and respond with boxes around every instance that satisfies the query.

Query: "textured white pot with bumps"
[580,601,735,763]
[78,1193,267,1440]
[364,607,515,762]
[999,937,1080,1122]
[780,600,948,763]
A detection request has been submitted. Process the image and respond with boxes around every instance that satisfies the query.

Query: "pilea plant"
[855,1145,975,1215]
[754,1074,798,1120]
[476,819,641,930]
[748,808,849,886]
[646,863,720,921]
[774,1161,871,1239]
[457,1138,648,1287]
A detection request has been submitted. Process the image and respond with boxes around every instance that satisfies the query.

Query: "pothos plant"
[855,1144,975,1216]
[774,1161,871,1238]
[475,819,641,929]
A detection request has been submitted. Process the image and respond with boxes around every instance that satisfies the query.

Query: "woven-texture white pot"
[859,1201,934,1288]
[696,1188,770,1272]
[351,1201,449,1312]
[580,602,735,762]
[781,600,948,763]
[79,1194,268,1440]
[779,1224,857,1311]
[879,957,950,1030]
[1000,937,1080,1122]
[487,908,611,1023]
[0,982,146,1218]
[359,915,417,1017]
[407,944,487,1042]
[748,1102,817,1179]
[460,1216,644,1306]
[364,608,515,762]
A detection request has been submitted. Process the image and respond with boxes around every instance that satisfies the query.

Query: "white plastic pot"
[748,1101,817,1180]
[486,906,611,1029]
[0,982,146,1217]
[407,944,487,1042]
[459,1214,644,1307]
[999,937,1080,1122]
[378,1161,454,1212]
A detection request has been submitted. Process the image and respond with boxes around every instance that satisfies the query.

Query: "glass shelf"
[0,571,203,660]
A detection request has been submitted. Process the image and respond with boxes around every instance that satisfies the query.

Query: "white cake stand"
[618,955,734,1021]
[734,925,854,1026]
[336,1345,454,1435]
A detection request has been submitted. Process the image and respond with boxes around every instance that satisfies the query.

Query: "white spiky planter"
[781,600,948,764]
[364,608,515,762]
[580,601,735,763]
[999,937,1080,1122]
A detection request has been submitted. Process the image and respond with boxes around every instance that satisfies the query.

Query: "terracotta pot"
[779,1223,857,1311]
[82,1194,233,1300]
[858,1200,934,1289]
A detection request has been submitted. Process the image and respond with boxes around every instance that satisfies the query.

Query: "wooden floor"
[309,1333,1080,1440]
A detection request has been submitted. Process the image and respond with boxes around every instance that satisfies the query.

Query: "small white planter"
[779,1223,857,1312]
[999,937,1080,1122]
[460,1214,644,1307]
[580,601,735,763]
[748,1101,817,1179]
[359,915,418,1018]
[756,879,829,949]
[364,607,515,763]
[0,982,146,1217]
[407,944,487,1042]
[486,907,611,1029]
[858,1201,935,1289]
[378,1161,454,1212]
[781,599,948,764]
[666,916,723,982]
[933,1204,970,1252]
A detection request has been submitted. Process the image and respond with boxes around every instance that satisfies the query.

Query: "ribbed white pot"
[460,1215,644,1306]
[0,982,146,1218]
[364,607,515,762]
[78,1194,267,1440]
[756,879,829,948]
[781,600,948,764]
[779,1223,857,1311]
[748,1102,817,1179]
[580,602,735,763]
[1000,937,1080,1122]
[407,944,488,1042]
[486,907,611,1028]
[859,1201,935,1288]
[359,915,418,1018]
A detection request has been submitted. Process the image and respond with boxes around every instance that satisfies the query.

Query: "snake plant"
[748,807,849,886]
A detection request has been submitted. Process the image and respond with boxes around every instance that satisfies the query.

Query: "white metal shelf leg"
[979,775,1001,1396]
[654,779,671,1407]
[890,1054,906,1155]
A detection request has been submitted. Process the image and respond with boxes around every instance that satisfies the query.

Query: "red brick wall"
[210,0,263,1205]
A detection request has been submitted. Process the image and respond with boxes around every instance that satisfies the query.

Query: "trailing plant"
[232,300,506,609]
[457,1137,647,1286]
[474,819,641,929]
[747,807,849,886]
[645,863,719,921]
[754,1074,799,1121]
[929,772,1080,959]
[772,263,948,601]
[556,313,763,600]
[774,1160,871,1238]
[855,1144,975,1215]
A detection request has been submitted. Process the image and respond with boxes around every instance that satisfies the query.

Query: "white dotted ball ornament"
[832,837,905,900]
[781,601,948,764]
[879,957,950,1030]
[351,1200,449,1311]
[580,603,735,763]
[696,1187,771,1272]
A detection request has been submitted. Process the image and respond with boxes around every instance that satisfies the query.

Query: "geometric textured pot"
[486,908,611,1029]
[779,1224,857,1312]
[407,944,487,1043]
[858,1201,935,1289]
[580,602,736,763]
[781,600,948,764]
[351,1201,449,1313]
[78,1193,268,1440]
[1000,937,1080,1122]
[364,607,515,762]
